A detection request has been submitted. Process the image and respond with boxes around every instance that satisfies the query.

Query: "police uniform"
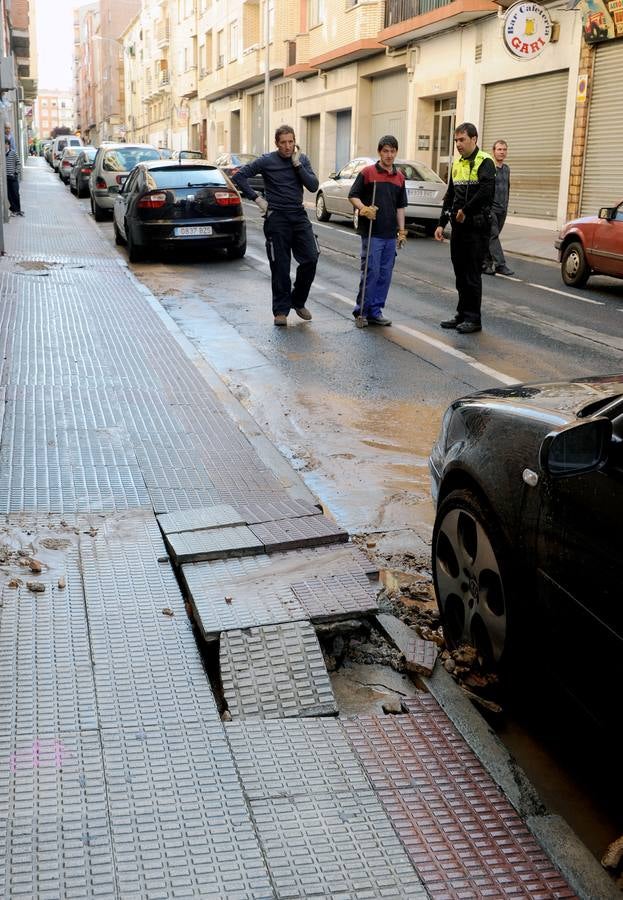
[439,147,495,326]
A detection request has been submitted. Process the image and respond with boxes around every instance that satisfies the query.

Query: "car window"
[397,161,445,183]
[215,155,225,165]
[352,161,368,177]
[615,204,623,223]
[145,168,228,189]
[103,147,160,172]
[57,140,67,152]
[122,169,140,194]
[337,162,356,179]
[232,154,256,165]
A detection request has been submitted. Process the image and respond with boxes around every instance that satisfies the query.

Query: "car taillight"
[214,191,240,206]
[137,192,167,209]
[95,177,107,189]
[80,166,92,174]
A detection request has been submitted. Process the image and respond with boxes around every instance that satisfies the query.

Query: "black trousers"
[263,208,319,315]
[6,175,21,213]
[450,225,488,323]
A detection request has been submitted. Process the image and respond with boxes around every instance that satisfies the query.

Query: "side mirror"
[329,171,338,179]
[598,206,616,221]
[540,417,612,477]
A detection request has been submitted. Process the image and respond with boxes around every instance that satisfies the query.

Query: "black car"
[69,147,97,198]
[429,375,623,726]
[214,152,265,196]
[112,160,246,262]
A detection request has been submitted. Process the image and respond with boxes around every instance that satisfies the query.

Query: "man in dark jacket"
[483,139,514,276]
[5,137,23,216]
[233,126,319,326]
[434,122,495,334]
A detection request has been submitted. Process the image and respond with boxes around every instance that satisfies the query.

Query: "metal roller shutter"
[580,41,623,215]
[370,70,408,152]
[483,70,568,219]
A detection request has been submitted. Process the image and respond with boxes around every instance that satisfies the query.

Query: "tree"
[50,126,72,138]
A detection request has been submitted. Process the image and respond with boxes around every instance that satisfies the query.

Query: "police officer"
[434,122,495,334]
[233,126,319,326]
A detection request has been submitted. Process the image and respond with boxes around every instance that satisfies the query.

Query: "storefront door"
[432,97,456,182]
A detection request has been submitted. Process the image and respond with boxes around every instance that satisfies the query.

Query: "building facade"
[33,89,75,139]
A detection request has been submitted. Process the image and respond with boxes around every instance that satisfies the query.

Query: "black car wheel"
[433,488,512,666]
[315,193,331,222]
[126,226,144,263]
[227,240,247,260]
[561,241,590,287]
[91,196,106,222]
[113,220,125,246]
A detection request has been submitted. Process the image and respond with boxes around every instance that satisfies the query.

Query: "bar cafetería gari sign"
[503,2,553,58]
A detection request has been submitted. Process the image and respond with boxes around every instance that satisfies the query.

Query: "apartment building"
[117,0,621,226]
[33,89,75,139]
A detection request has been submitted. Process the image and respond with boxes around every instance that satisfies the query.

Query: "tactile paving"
[343,697,577,899]
[234,498,322,524]
[250,791,426,899]
[0,729,117,898]
[80,515,220,728]
[220,622,337,719]
[157,503,246,534]
[291,572,379,621]
[101,723,274,899]
[166,524,264,563]
[226,718,371,800]
[249,514,348,552]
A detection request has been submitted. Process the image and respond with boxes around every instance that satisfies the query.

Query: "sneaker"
[456,321,482,334]
[294,307,312,321]
[273,314,288,326]
[482,266,496,276]
[495,265,514,276]
[440,316,463,329]
[367,315,392,326]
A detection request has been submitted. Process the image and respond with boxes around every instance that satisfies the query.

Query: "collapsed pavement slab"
[376,612,439,676]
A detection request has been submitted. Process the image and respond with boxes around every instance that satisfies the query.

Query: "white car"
[89,143,160,221]
[315,156,446,235]
[51,134,83,172]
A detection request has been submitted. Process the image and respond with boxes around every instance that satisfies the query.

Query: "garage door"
[483,70,568,219]
[580,41,623,215]
[370,70,407,153]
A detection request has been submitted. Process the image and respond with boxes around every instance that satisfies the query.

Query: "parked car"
[58,147,81,184]
[69,146,97,197]
[158,148,173,159]
[172,149,204,160]
[112,159,246,262]
[51,134,83,171]
[429,374,623,728]
[40,140,52,159]
[89,143,160,221]
[315,157,446,234]
[214,152,265,196]
[555,200,623,287]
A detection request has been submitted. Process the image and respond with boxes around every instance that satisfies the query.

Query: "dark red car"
[555,200,623,287]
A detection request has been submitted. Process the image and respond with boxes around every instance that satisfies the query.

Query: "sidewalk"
[0,161,612,899]
[502,220,559,263]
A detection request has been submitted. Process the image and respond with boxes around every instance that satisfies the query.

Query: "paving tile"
[226,718,371,801]
[220,622,337,719]
[234,499,322,524]
[166,524,264,563]
[157,503,246,535]
[343,699,578,899]
[291,573,379,622]
[249,514,348,552]
[101,724,274,899]
[376,613,439,676]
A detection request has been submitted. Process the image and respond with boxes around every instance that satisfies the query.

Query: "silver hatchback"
[316,157,446,236]
[89,143,160,221]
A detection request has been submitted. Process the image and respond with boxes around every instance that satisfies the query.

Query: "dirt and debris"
[26,581,45,593]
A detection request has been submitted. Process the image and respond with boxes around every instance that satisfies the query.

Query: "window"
[204,31,213,73]
[273,81,292,111]
[217,29,224,68]
[229,21,239,60]
[308,0,324,28]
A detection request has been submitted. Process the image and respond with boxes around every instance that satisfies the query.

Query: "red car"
[555,200,623,287]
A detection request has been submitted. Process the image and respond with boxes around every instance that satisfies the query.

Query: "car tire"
[113,221,125,246]
[69,182,76,195]
[352,208,359,231]
[91,196,106,222]
[423,221,437,237]
[433,487,514,668]
[315,193,331,222]
[561,241,590,287]
[126,227,144,262]
[227,240,247,260]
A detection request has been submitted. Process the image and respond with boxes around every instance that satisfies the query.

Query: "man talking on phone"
[233,126,320,326]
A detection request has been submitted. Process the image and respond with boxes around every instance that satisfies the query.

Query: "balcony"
[179,66,198,99]
[156,20,170,47]
[380,0,498,44]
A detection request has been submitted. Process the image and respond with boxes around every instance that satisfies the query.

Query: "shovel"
[356,180,377,329]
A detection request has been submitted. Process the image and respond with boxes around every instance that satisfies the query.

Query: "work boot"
[495,265,515,276]
[456,321,482,334]
[367,315,392,326]
[273,314,288,326]
[294,307,312,321]
[440,316,463,329]
[482,265,496,276]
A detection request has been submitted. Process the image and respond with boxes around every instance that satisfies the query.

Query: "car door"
[325,161,356,215]
[535,410,623,725]
[590,202,623,277]
[114,168,139,237]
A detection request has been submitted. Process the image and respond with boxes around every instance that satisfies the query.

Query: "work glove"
[359,205,378,221]
[254,196,269,216]
[397,229,408,249]
[291,146,301,167]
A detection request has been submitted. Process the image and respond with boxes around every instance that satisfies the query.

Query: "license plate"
[408,189,435,202]
[174,225,213,236]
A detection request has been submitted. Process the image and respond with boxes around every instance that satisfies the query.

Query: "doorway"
[432,96,456,182]
[335,110,351,172]
[230,110,240,151]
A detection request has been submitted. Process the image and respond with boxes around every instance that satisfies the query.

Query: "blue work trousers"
[354,236,396,319]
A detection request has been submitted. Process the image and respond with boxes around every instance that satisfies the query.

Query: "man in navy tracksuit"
[233,126,319,326]
[348,135,408,327]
